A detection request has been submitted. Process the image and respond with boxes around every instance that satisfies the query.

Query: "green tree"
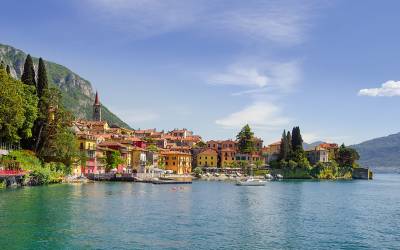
[254,159,264,169]
[21,54,36,86]
[196,141,206,148]
[0,68,38,143]
[36,87,76,167]
[19,84,39,140]
[291,126,304,151]
[337,144,360,168]
[105,151,124,172]
[0,61,4,70]
[193,167,203,177]
[236,124,255,154]
[286,131,292,158]
[279,130,289,160]
[36,58,48,98]
[146,144,159,152]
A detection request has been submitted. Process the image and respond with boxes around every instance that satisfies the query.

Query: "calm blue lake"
[0,174,399,249]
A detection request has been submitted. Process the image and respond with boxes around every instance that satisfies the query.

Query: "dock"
[352,168,373,180]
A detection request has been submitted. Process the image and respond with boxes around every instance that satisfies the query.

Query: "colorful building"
[196,149,218,167]
[306,147,329,165]
[220,148,236,168]
[77,133,97,174]
[161,151,192,174]
[131,146,147,173]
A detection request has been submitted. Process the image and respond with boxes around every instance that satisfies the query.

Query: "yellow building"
[220,148,236,168]
[162,151,192,174]
[267,141,281,155]
[196,149,218,167]
[131,146,147,173]
[77,133,97,160]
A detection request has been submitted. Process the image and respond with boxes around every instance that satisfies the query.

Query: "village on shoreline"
[0,56,372,188]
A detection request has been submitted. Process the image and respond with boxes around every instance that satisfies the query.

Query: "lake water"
[0,174,399,249]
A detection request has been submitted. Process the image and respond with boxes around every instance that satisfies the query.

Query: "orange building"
[161,151,192,174]
[220,148,236,168]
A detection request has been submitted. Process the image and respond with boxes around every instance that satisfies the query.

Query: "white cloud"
[209,66,269,88]
[358,80,400,97]
[215,102,290,129]
[209,61,301,94]
[85,0,201,38]
[84,0,316,44]
[214,2,310,45]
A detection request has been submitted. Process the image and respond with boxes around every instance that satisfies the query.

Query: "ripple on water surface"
[0,174,399,249]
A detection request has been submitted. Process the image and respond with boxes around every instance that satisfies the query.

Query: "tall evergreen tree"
[236,124,255,154]
[279,130,289,160]
[6,65,11,75]
[37,58,48,98]
[291,126,304,151]
[21,54,36,86]
[0,61,4,70]
[286,131,292,158]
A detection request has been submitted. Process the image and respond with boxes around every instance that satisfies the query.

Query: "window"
[173,162,175,165]
[205,156,207,159]
[211,162,214,165]
[211,156,213,160]
[199,156,202,160]
[225,157,227,160]
[199,162,201,165]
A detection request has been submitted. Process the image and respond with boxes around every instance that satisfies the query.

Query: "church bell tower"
[93,91,102,121]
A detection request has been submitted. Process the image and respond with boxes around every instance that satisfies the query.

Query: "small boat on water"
[265,174,273,180]
[236,177,266,186]
[276,174,283,179]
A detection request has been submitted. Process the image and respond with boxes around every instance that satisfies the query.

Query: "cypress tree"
[279,130,288,160]
[291,126,304,151]
[37,58,48,98]
[286,131,292,158]
[6,65,11,75]
[21,54,36,86]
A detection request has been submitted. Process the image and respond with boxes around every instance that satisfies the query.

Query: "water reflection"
[0,175,399,249]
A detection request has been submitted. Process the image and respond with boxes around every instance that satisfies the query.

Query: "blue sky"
[1,0,400,145]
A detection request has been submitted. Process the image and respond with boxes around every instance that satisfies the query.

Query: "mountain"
[351,133,400,173]
[0,43,130,128]
[303,141,325,150]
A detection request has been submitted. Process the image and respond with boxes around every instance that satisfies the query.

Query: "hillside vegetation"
[0,43,130,128]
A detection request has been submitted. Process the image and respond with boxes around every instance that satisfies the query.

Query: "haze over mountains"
[351,132,400,173]
[0,43,130,128]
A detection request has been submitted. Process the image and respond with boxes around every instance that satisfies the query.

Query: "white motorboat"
[265,174,273,180]
[276,174,283,179]
[236,177,266,186]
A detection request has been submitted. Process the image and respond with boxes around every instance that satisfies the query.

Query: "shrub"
[193,167,203,177]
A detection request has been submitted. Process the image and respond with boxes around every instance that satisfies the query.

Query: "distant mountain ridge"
[351,133,400,173]
[303,141,325,150]
[0,43,130,128]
